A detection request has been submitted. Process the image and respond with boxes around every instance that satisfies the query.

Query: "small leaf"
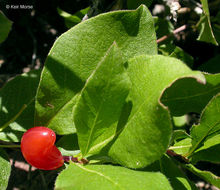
[171,138,192,155]
[160,155,197,190]
[184,164,220,188]
[197,0,218,45]
[171,130,191,144]
[0,148,11,190]
[56,133,80,156]
[35,5,157,135]
[74,43,130,156]
[191,134,220,164]
[0,11,12,43]
[173,115,187,128]
[186,93,220,157]
[55,163,172,190]
[0,70,41,142]
[159,44,193,68]
[161,73,220,116]
[108,55,205,169]
[57,7,90,28]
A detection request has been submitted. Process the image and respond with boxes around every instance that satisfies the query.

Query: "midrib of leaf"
[75,163,125,190]
[84,58,114,155]
[162,85,220,102]
[186,121,220,157]
[89,134,115,153]
[184,163,220,180]
[169,145,192,150]
[45,94,79,126]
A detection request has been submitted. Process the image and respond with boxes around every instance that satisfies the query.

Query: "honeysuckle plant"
[0,2,220,190]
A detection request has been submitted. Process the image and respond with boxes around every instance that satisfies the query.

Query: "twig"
[166,149,189,163]
[0,144,20,148]
[157,24,188,44]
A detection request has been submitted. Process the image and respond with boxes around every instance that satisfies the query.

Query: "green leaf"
[35,5,157,135]
[74,43,130,156]
[56,133,80,156]
[160,155,197,190]
[0,70,41,142]
[57,7,90,28]
[173,115,187,128]
[0,11,12,43]
[161,73,220,116]
[55,163,172,190]
[184,164,220,188]
[191,134,220,164]
[171,138,192,155]
[186,93,220,157]
[159,44,193,68]
[127,0,153,9]
[171,130,191,144]
[0,148,11,190]
[108,55,205,169]
[197,0,218,45]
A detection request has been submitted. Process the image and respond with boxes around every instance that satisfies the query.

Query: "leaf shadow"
[44,56,84,92]
[35,56,85,126]
[112,9,141,37]
[99,100,133,155]
[37,56,85,110]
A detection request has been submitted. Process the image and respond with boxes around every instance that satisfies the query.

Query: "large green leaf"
[35,5,157,135]
[55,162,172,190]
[161,73,220,116]
[108,55,205,169]
[186,93,220,157]
[0,70,41,142]
[0,148,11,190]
[184,164,220,188]
[197,0,218,45]
[0,11,12,43]
[160,155,197,190]
[74,43,130,156]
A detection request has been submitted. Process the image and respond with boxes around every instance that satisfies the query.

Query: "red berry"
[21,127,64,170]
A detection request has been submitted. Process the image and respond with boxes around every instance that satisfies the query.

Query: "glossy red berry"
[21,127,64,170]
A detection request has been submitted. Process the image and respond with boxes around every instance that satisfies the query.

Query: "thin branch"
[0,144,20,148]
[157,24,188,44]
